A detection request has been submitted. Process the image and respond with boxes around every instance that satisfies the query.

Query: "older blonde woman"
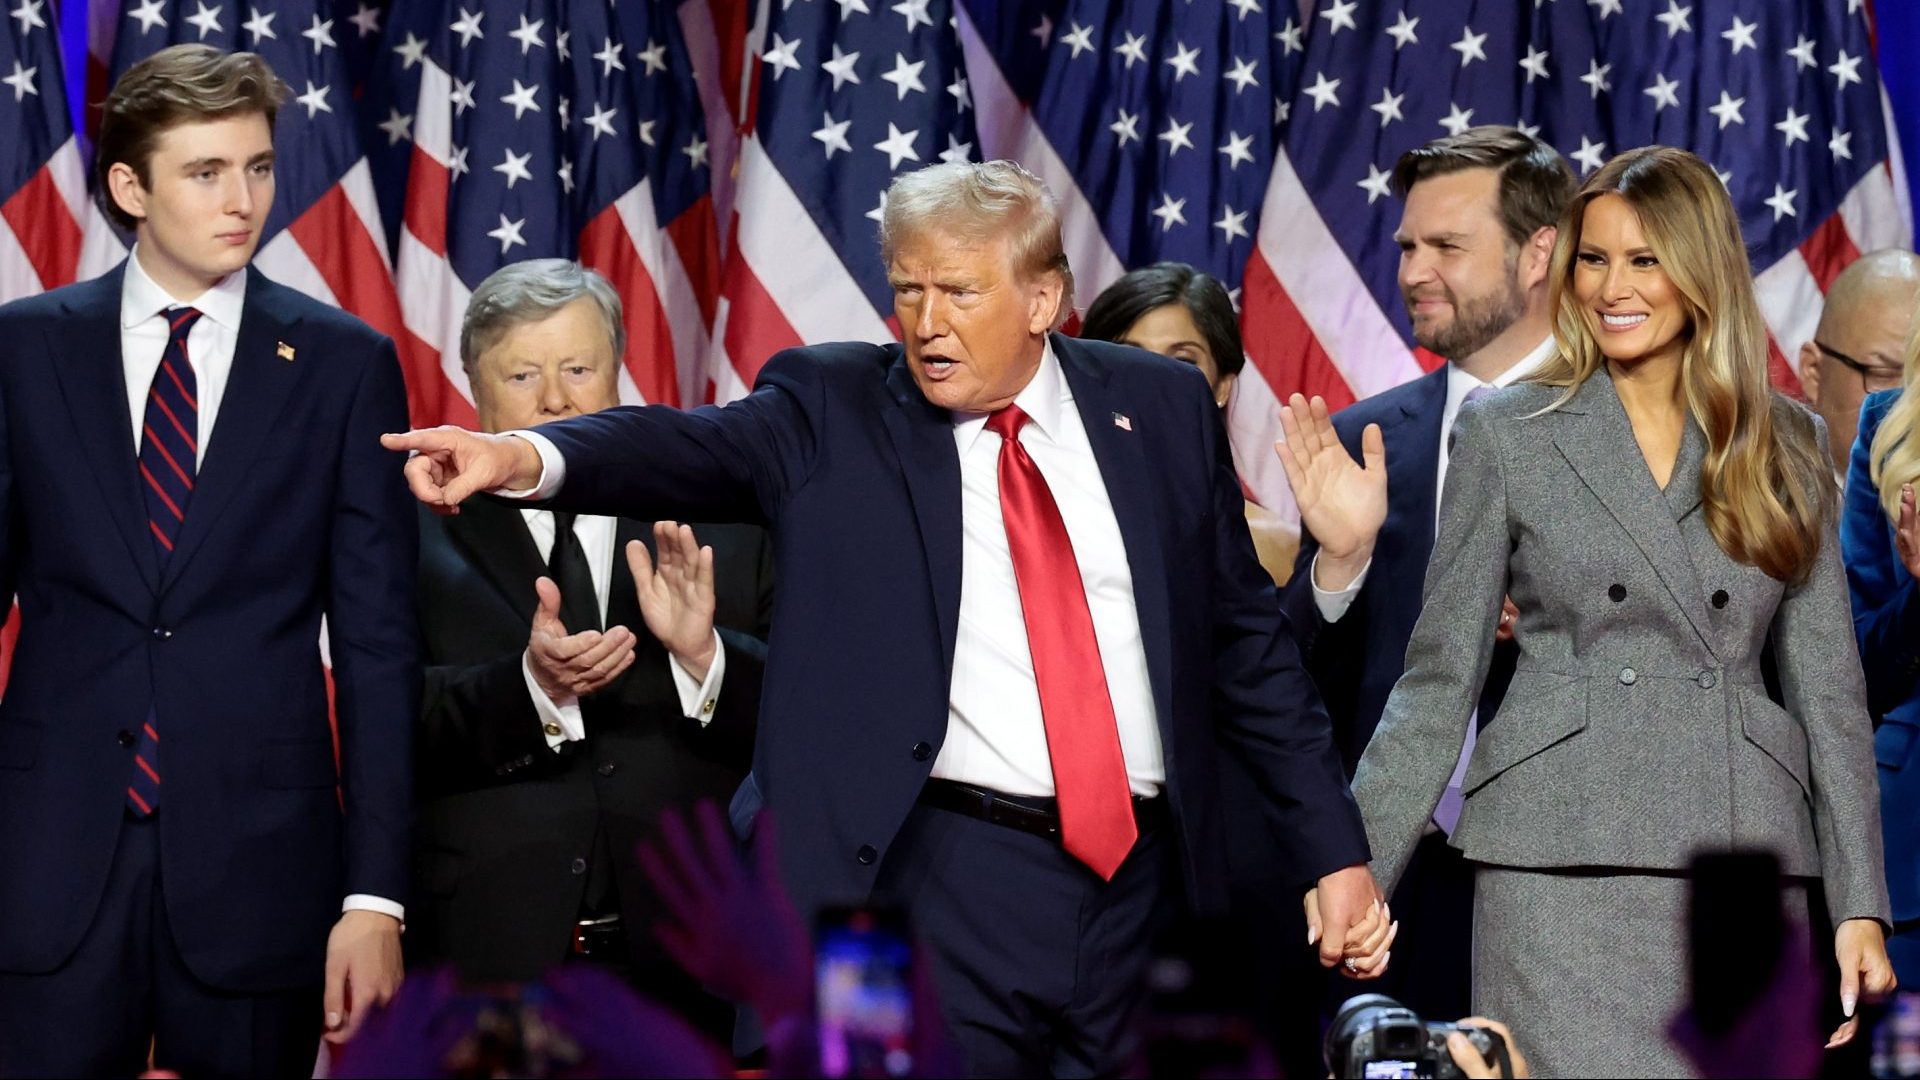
[1352,145,1894,1076]
[1841,306,1920,985]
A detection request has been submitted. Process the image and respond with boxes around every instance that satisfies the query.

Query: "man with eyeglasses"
[1799,249,1920,484]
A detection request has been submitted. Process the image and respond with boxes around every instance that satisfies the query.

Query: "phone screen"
[815,906,915,1079]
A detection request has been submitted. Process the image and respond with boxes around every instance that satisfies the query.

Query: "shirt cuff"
[669,630,726,726]
[522,649,585,749]
[343,895,405,923]
[1310,552,1371,623]
[495,430,567,500]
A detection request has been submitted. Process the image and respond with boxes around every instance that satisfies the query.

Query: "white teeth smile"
[1601,313,1647,327]
[929,361,953,370]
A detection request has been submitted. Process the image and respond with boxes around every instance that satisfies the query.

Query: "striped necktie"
[127,306,201,817]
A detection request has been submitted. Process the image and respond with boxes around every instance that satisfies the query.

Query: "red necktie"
[986,406,1137,880]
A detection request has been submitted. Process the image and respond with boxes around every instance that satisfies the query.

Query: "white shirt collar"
[952,338,1067,454]
[1446,335,1557,398]
[120,244,247,332]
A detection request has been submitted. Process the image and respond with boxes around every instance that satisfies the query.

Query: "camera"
[1325,994,1507,1079]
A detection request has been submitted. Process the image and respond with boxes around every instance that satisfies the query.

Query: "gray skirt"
[1472,864,1810,1078]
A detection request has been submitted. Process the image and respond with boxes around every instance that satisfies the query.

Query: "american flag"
[3,0,1911,523]
[372,0,733,423]
[0,0,84,303]
[1248,0,1909,516]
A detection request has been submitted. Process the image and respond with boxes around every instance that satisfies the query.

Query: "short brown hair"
[1391,126,1577,251]
[95,45,287,231]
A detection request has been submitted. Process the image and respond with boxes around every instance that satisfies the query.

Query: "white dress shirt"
[120,247,243,464]
[940,343,1163,797]
[122,249,404,924]
[514,509,726,748]
[1309,337,1558,619]
[509,342,1165,797]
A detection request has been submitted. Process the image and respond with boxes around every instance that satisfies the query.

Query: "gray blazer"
[1352,370,1889,928]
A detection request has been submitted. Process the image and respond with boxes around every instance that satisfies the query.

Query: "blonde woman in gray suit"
[1329,146,1896,1075]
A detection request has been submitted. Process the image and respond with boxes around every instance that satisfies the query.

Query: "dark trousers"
[0,814,321,1079]
[873,803,1171,1079]
[1353,830,1475,1022]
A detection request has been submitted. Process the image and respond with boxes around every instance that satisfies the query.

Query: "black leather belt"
[919,778,1169,841]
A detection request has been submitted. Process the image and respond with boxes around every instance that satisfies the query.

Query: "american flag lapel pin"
[277,341,296,361]
[1112,412,1132,432]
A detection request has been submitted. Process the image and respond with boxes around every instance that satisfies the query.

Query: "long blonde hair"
[1869,314,1920,522]
[1531,146,1834,584]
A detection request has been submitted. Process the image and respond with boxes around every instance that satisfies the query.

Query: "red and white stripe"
[0,138,86,301]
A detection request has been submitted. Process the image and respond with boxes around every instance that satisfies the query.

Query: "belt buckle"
[571,913,621,956]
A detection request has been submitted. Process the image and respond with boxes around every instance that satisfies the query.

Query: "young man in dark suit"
[0,45,417,1076]
[386,160,1387,1074]
[407,260,771,1035]
[1275,126,1574,1022]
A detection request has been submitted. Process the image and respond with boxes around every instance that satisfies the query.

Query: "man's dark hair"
[95,44,287,231]
[1392,125,1577,250]
[1080,262,1245,378]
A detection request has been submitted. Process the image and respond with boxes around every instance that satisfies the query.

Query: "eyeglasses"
[1814,340,1905,394]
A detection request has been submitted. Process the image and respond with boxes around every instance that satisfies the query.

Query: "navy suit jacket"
[1278,367,1517,774]
[1842,388,1920,923]
[0,265,419,991]
[533,333,1368,920]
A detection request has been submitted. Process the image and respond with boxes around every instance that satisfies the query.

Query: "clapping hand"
[629,523,718,681]
[1274,394,1387,590]
[526,577,636,702]
[1896,484,1920,582]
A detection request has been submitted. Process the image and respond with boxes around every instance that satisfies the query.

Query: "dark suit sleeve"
[540,349,826,524]
[703,529,776,769]
[418,653,554,782]
[1842,396,1920,718]
[1202,380,1371,887]
[327,338,421,904]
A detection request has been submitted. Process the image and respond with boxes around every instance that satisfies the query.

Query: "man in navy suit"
[1274,127,1573,1023]
[0,46,416,1076]
[387,159,1383,1075]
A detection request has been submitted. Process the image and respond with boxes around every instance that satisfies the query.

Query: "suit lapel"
[162,270,307,589]
[1055,337,1176,737]
[52,266,160,594]
[1381,366,1448,556]
[1549,373,1716,654]
[445,496,550,621]
[879,351,965,675]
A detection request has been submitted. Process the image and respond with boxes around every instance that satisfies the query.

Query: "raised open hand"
[1275,394,1387,581]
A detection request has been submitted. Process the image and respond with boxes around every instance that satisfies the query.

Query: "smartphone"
[815,904,915,1079]
[1688,850,1786,1037]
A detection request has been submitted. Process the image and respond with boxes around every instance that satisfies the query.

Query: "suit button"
[1712,589,1729,609]
[151,627,171,640]
[1698,670,1718,690]
[570,857,588,875]
[911,741,933,761]
[597,761,616,777]
[116,729,136,747]
[1619,667,1638,685]
[1608,583,1627,603]
[856,845,877,865]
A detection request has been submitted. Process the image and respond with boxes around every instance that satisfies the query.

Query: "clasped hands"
[1305,864,1397,979]
[527,521,719,702]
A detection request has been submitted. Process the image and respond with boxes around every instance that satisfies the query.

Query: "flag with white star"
[84,0,443,423]
[370,0,728,415]
[1248,0,1908,518]
[1,0,84,302]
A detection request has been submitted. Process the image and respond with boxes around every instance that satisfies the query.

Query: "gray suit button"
[1619,667,1638,685]
[1698,670,1718,689]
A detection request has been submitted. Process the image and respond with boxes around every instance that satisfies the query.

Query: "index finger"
[381,428,457,454]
